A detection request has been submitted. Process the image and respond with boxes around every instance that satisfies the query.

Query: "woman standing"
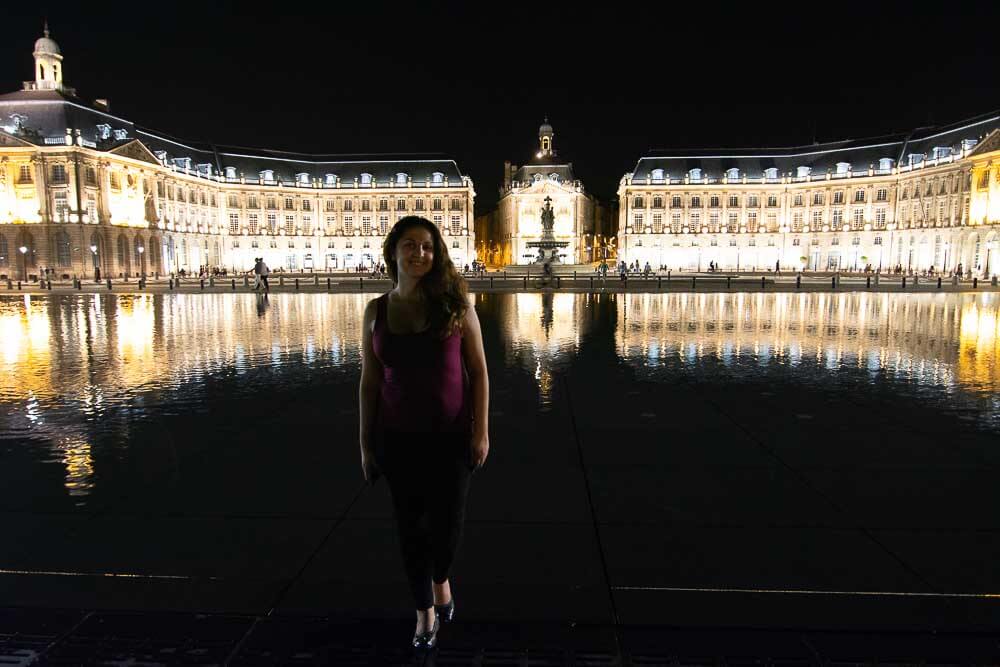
[359,216,490,650]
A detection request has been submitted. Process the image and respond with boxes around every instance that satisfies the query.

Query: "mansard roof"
[631,110,1000,181]
[0,90,467,184]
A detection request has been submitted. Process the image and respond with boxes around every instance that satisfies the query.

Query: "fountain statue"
[525,196,569,267]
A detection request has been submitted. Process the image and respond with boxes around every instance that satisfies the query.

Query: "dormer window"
[296,172,310,185]
[726,167,740,180]
[395,172,408,185]
[961,139,977,152]
[650,168,665,182]
[96,124,111,140]
[174,157,192,170]
[325,174,338,186]
[113,129,127,141]
[196,163,212,176]
[154,150,167,163]
[260,169,275,182]
[796,166,811,178]
[360,172,373,186]
[688,168,702,181]
[532,173,543,183]
[431,172,444,185]
[764,167,778,180]
[835,162,851,174]
[548,173,559,182]
[225,166,237,180]
[878,158,894,171]
[908,153,925,165]
[932,146,951,159]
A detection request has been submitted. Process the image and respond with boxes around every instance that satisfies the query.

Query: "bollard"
[574,271,577,282]
[314,274,319,286]
[874,273,879,286]
[6,279,11,289]
[47,280,52,291]
[937,277,942,289]
[831,275,835,289]
[244,275,249,287]
[796,274,801,289]
[973,277,978,289]
[327,277,331,290]
[692,276,696,288]
[169,278,174,290]
[231,278,236,291]
[902,277,906,289]
[360,277,364,291]
[667,270,671,283]
[993,276,998,287]
[762,276,767,289]
[200,278,205,290]
[279,276,284,287]
[658,276,662,289]
[209,276,215,287]
[913,275,918,286]
[556,276,561,289]
[295,278,299,290]
[866,276,871,289]
[952,275,958,286]
[491,277,495,289]
[727,276,731,289]
[17,281,21,290]
[523,276,527,289]
[106,278,112,290]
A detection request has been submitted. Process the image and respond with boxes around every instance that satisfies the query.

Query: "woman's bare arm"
[462,303,490,466]
[359,298,382,454]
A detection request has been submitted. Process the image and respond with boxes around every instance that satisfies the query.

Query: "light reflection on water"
[0,291,998,498]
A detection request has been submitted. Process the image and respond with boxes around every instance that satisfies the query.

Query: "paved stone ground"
[1,292,999,663]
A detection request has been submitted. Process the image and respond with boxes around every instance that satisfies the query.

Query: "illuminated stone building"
[491,120,595,265]
[0,28,476,280]
[618,114,1000,276]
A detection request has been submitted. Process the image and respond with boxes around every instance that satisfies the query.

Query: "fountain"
[526,196,569,266]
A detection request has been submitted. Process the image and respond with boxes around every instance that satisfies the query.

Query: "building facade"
[618,115,1000,276]
[491,121,595,265]
[0,29,475,281]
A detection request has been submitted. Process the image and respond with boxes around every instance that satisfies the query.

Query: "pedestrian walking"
[359,215,490,650]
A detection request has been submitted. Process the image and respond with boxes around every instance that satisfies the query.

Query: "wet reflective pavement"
[1,292,999,663]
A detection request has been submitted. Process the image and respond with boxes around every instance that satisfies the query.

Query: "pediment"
[525,180,574,195]
[110,139,161,165]
[968,129,1000,157]
[0,129,35,148]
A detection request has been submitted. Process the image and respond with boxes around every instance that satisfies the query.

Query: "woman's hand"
[361,447,380,485]
[470,433,489,471]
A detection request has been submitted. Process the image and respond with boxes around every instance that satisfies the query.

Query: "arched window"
[360,172,373,186]
[224,166,237,180]
[650,168,665,182]
[542,137,550,151]
[0,234,7,267]
[431,172,444,185]
[148,236,160,274]
[55,230,71,266]
[688,168,702,181]
[395,172,408,185]
[117,235,130,273]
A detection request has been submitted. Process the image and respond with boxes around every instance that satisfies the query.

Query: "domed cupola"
[32,21,65,91]
[538,118,555,158]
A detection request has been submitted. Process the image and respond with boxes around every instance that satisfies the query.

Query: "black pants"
[376,430,474,610]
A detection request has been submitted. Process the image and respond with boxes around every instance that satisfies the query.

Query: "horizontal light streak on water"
[613,585,1000,599]
[0,568,223,581]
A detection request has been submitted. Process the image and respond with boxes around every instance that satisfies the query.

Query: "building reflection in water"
[0,291,998,499]
[614,292,1000,395]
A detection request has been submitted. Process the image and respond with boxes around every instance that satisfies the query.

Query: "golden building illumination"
[0,27,476,282]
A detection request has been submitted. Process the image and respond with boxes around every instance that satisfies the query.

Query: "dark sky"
[3,3,999,215]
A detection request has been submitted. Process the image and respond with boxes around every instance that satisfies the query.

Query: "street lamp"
[137,245,145,277]
[18,246,28,282]
[90,244,98,281]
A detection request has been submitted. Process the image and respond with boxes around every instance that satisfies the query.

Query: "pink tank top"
[372,293,470,433]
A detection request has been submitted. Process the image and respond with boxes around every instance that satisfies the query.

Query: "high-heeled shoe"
[434,599,455,623]
[412,614,440,650]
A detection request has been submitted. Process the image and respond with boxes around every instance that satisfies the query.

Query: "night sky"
[3,3,999,215]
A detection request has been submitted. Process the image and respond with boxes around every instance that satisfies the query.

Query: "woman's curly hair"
[383,216,469,338]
